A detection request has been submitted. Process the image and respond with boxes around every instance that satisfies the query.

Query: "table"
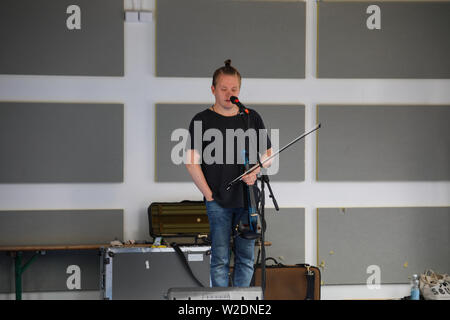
[0,241,271,300]
[0,244,111,300]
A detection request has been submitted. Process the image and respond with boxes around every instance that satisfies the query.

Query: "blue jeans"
[205,200,256,287]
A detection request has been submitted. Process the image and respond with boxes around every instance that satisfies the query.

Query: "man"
[185,60,273,287]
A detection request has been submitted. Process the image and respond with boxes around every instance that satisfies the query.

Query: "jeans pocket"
[205,199,215,206]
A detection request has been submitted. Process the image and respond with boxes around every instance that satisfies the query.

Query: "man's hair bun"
[212,59,241,87]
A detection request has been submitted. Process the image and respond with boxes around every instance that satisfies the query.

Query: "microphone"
[230,96,249,115]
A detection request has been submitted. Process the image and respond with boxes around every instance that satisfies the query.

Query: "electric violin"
[239,150,260,240]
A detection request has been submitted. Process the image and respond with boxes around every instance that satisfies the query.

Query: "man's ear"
[211,85,216,95]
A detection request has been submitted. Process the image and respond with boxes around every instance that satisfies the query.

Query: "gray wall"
[0,102,124,183]
[0,0,124,76]
[264,208,305,265]
[156,0,305,78]
[318,1,450,78]
[317,105,450,181]
[0,209,123,246]
[317,207,450,284]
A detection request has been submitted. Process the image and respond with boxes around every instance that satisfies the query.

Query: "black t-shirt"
[188,108,271,208]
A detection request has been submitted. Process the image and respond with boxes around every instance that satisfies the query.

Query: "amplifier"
[167,287,263,300]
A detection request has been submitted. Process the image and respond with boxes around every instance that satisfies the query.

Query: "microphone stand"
[226,119,321,297]
[234,104,271,295]
[256,157,279,296]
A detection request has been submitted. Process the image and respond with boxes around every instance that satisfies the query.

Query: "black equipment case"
[100,246,211,300]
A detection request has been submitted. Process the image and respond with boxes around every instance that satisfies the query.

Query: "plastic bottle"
[410,274,420,300]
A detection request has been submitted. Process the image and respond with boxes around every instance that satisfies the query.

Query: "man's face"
[211,74,241,110]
